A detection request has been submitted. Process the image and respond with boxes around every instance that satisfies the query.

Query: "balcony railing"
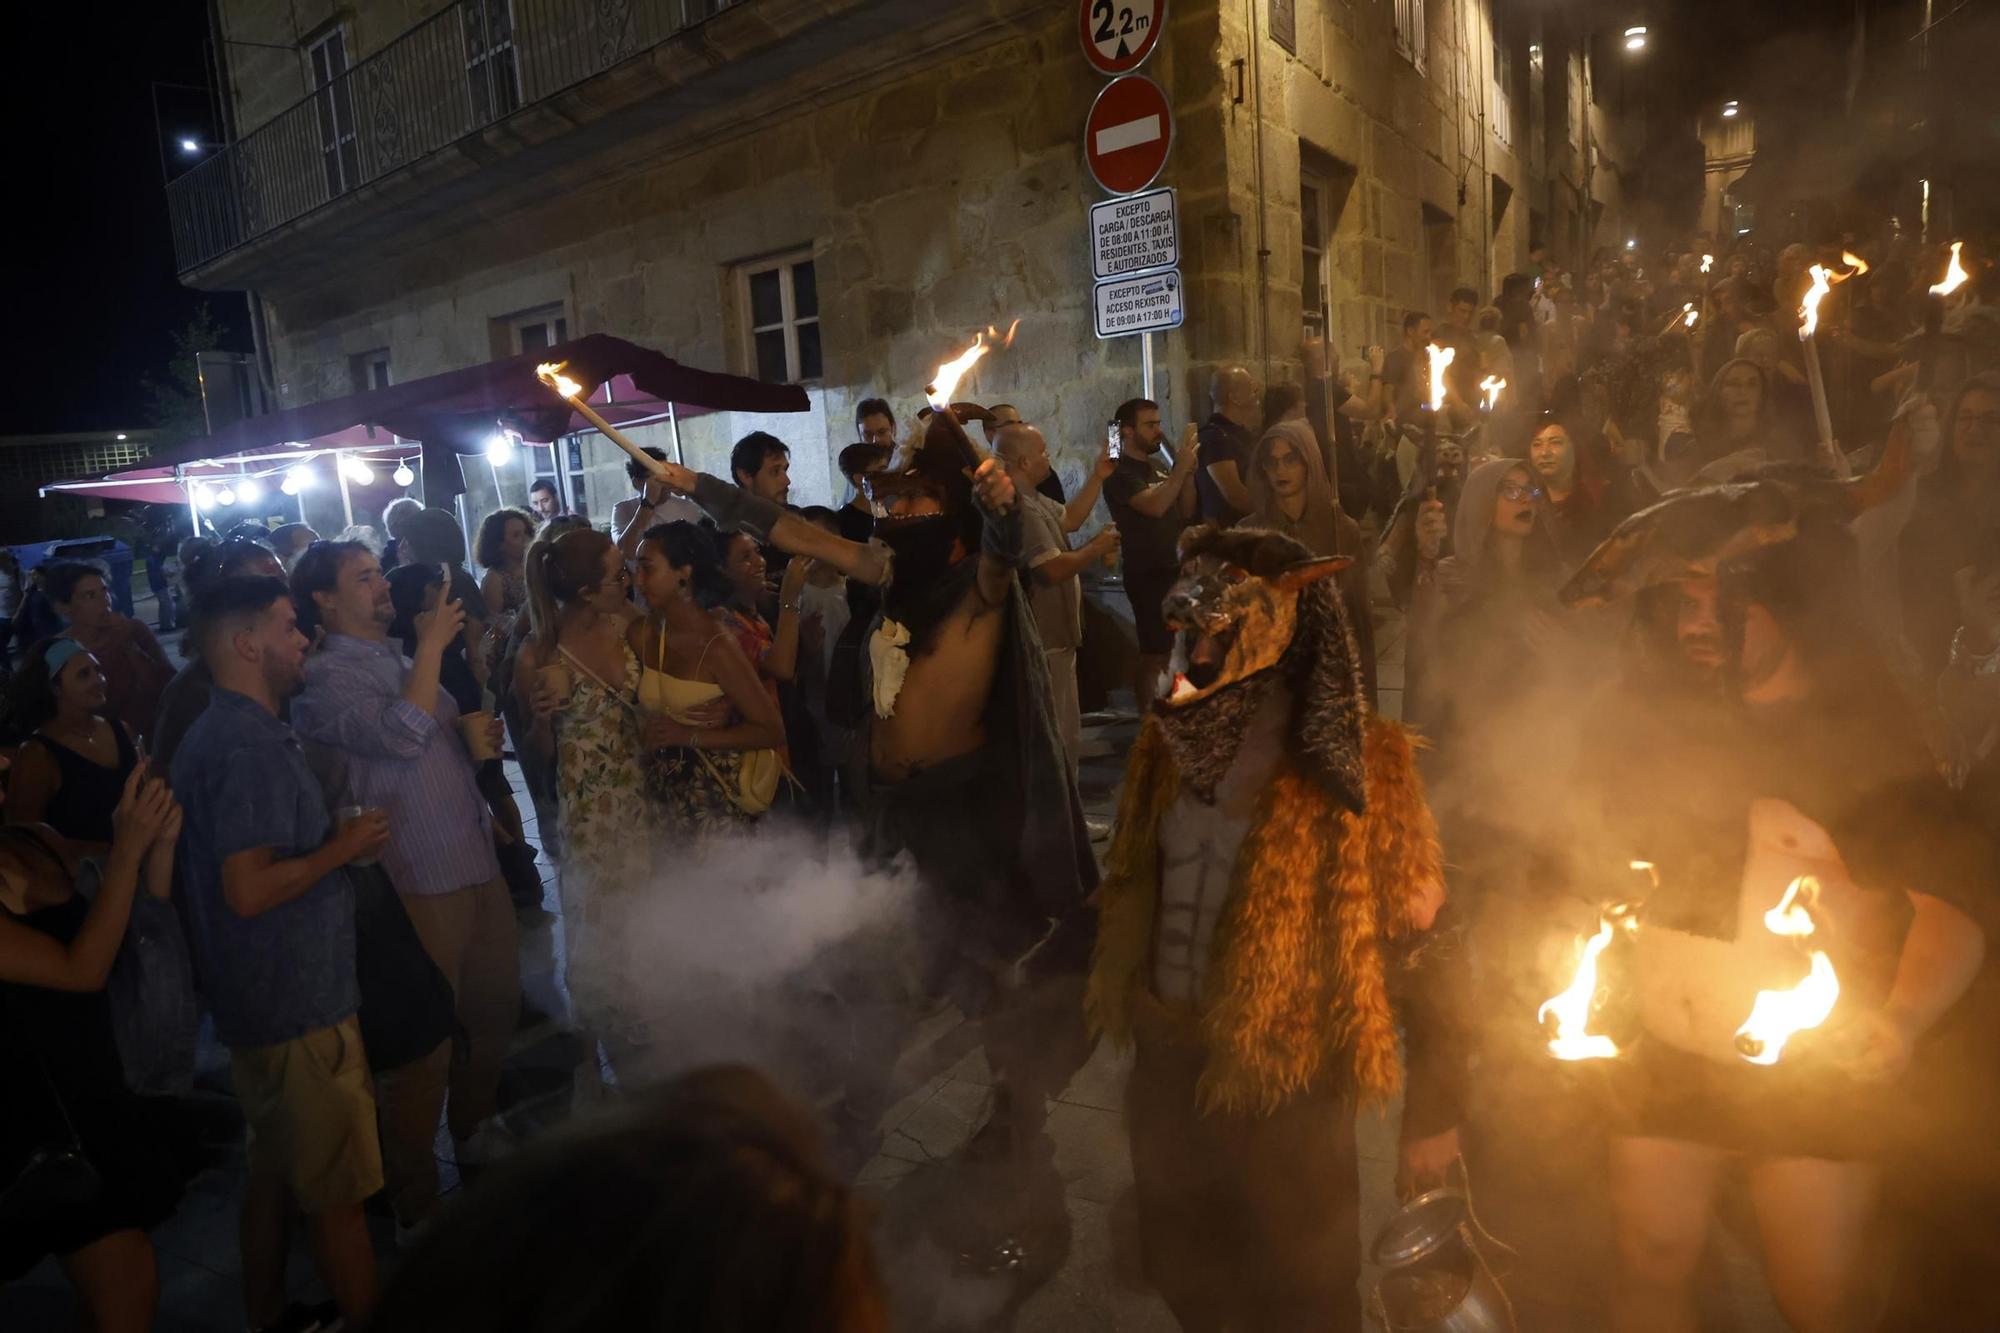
[167,0,743,274]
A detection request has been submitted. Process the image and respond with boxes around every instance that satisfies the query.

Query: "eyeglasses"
[1498,482,1545,502]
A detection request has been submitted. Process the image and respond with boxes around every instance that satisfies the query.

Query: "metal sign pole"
[667,401,684,465]
[1141,331,1155,401]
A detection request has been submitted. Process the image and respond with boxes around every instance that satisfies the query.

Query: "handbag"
[0,1048,103,1231]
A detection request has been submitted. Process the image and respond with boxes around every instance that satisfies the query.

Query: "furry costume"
[1087,524,1467,1331]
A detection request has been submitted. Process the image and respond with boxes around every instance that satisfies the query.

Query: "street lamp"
[1624,25,1648,52]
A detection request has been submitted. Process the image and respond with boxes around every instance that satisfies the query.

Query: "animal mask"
[1156,526,1369,811]
[1560,420,1914,609]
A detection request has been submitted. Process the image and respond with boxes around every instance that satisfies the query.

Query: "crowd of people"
[1,223,1997,1333]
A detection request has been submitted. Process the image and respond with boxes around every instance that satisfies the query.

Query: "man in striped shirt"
[289,540,519,1241]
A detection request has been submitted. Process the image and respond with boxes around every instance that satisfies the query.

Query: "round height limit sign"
[1079,0,1166,76]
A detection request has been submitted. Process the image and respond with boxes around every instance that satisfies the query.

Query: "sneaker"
[454,1117,519,1167]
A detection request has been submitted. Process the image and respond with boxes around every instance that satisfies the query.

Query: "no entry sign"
[1085,75,1173,196]
[1079,0,1167,76]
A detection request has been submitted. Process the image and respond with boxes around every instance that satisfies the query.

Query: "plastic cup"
[336,804,385,867]
[458,709,500,762]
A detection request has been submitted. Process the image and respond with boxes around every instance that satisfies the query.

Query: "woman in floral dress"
[517,527,656,1062]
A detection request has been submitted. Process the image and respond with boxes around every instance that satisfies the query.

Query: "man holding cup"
[173,574,390,1328]
[288,540,520,1241]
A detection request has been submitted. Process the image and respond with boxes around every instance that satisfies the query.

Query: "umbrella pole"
[180,465,201,536]
[337,457,355,528]
[668,401,684,466]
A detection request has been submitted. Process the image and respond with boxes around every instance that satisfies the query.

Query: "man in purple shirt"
[289,540,519,1238]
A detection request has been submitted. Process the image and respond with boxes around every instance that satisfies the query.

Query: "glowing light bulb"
[340,456,375,485]
[237,478,264,504]
[215,487,237,506]
[484,432,516,464]
[393,463,415,487]
[194,485,215,511]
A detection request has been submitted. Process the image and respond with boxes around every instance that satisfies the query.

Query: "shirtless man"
[650,414,1097,1266]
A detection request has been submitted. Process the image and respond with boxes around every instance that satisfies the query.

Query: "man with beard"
[174,576,391,1329]
[1565,504,1991,1333]
[647,409,1098,1266]
[1103,397,1202,711]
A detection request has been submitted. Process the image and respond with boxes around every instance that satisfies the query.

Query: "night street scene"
[4,0,2000,1330]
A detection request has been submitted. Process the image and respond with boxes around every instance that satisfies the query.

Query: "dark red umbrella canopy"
[128,333,808,475]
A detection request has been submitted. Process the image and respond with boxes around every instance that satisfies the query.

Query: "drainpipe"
[1245,0,1271,378]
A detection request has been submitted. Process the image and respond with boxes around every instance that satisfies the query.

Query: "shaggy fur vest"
[1086,712,1446,1116]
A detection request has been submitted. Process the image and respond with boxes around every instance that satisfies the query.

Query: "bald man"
[1196,364,1263,525]
[995,423,1119,770]
[982,402,1066,505]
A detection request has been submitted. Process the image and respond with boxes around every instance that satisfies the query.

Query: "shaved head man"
[1196,363,1263,525]
[994,423,1119,770]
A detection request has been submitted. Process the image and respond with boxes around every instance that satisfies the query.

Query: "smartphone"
[1107,419,1122,460]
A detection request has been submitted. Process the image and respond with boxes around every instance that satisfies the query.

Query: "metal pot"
[1368,1188,1516,1333]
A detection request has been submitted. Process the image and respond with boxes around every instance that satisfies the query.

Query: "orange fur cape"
[1085,711,1446,1115]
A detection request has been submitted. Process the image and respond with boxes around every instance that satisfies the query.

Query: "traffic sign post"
[1084,76,1173,197]
[1078,0,1167,76]
[1078,5,1178,400]
[1093,269,1184,339]
[1090,187,1178,282]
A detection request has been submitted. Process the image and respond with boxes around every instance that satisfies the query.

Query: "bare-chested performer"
[653,409,1098,1266]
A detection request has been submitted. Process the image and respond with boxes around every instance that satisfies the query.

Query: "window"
[1393,0,1426,74]
[350,348,392,394]
[741,253,821,384]
[1300,176,1330,342]
[1492,39,1516,147]
[306,28,359,198]
[463,0,522,123]
[510,306,569,353]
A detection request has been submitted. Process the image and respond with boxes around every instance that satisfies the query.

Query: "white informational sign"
[1094,268,1185,339]
[1090,187,1179,281]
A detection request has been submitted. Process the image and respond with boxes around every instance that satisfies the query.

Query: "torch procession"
[27,2,2000,1329]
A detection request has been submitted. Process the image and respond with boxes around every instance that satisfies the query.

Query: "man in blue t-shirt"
[174,575,390,1331]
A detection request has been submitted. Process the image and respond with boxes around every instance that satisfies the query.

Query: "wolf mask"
[1154,525,1368,812]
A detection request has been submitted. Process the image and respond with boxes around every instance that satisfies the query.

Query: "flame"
[1733,877,1842,1065]
[927,334,992,409]
[1799,265,1835,339]
[1700,254,1714,274]
[1841,250,1869,276]
[1539,912,1628,1061]
[1427,343,1456,413]
[1479,375,1506,412]
[535,361,583,400]
[1682,302,1699,329]
[1929,240,1969,297]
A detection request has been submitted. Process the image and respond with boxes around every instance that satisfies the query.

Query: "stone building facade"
[175,0,1630,527]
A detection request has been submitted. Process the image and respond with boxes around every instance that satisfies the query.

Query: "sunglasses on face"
[1498,482,1544,502]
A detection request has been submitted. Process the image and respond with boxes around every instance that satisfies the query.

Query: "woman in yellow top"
[628,522,785,835]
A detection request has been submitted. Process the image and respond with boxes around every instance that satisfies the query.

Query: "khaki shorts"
[230,1015,384,1213]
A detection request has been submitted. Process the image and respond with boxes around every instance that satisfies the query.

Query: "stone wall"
[259,4,1237,536]
[234,0,1630,548]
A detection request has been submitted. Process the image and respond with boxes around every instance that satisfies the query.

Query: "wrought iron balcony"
[167,0,743,275]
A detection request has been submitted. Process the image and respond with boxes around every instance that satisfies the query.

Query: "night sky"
[3,0,248,435]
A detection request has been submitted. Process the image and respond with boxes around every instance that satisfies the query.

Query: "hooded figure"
[1089,523,1467,1332]
[1246,418,1378,702]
